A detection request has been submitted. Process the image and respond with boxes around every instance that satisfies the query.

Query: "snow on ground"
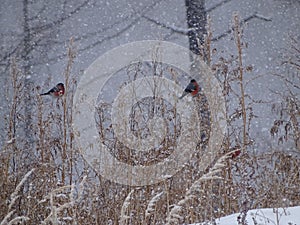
[190,206,300,225]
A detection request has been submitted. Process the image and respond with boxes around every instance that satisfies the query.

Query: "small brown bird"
[40,83,65,97]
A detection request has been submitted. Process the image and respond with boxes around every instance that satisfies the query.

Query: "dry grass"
[0,16,299,225]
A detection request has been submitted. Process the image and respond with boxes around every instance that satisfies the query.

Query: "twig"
[212,12,272,41]
[233,13,247,147]
[119,189,135,225]
[142,15,189,35]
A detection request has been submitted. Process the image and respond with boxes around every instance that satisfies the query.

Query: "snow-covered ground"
[190,206,300,225]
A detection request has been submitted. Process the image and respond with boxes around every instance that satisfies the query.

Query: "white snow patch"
[190,206,300,225]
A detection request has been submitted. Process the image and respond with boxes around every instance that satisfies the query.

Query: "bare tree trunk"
[185,0,207,56]
[23,0,34,153]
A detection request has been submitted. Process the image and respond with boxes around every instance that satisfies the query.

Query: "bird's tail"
[40,92,50,96]
[178,92,188,99]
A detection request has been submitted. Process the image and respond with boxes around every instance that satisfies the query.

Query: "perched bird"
[40,83,65,97]
[179,79,200,99]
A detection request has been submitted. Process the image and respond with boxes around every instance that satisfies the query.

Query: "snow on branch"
[166,205,184,224]
[142,11,271,44]
[9,168,35,211]
[7,216,29,225]
[0,168,34,225]
[142,15,190,35]
[119,189,135,225]
[0,211,15,225]
[41,185,75,224]
[41,177,86,225]
[145,191,164,218]
[165,150,240,224]
[1,212,29,225]
[212,12,272,41]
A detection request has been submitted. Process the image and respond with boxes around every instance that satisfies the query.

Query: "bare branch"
[212,12,272,41]
[31,0,91,33]
[9,168,35,211]
[142,15,189,35]
[119,189,135,225]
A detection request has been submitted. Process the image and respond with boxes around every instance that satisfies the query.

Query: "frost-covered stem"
[0,210,15,225]
[0,213,29,225]
[8,59,18,143]
[166,152,236,224]
[4,59,19,184]
[7,216,29,225]
[78,176,87,201]
[205,15,212,66]
[37,93,44,162]
[145,192,164,222]
[233,13,247,147]
[166,205,184,225]
[47,192,58,225]
[164,180,170,216]
[119,189,135,225]
[62,37,75,185]
[9,168,35,211]
[40,178,84,224]
[42,185,75,225]
[290,113,300,148]
[0,169,34,225]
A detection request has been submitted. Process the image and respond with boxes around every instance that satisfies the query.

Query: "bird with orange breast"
[179,79,200,99]
[40,83,65,97]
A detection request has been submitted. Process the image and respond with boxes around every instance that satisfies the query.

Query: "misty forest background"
[0,0,299,224]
